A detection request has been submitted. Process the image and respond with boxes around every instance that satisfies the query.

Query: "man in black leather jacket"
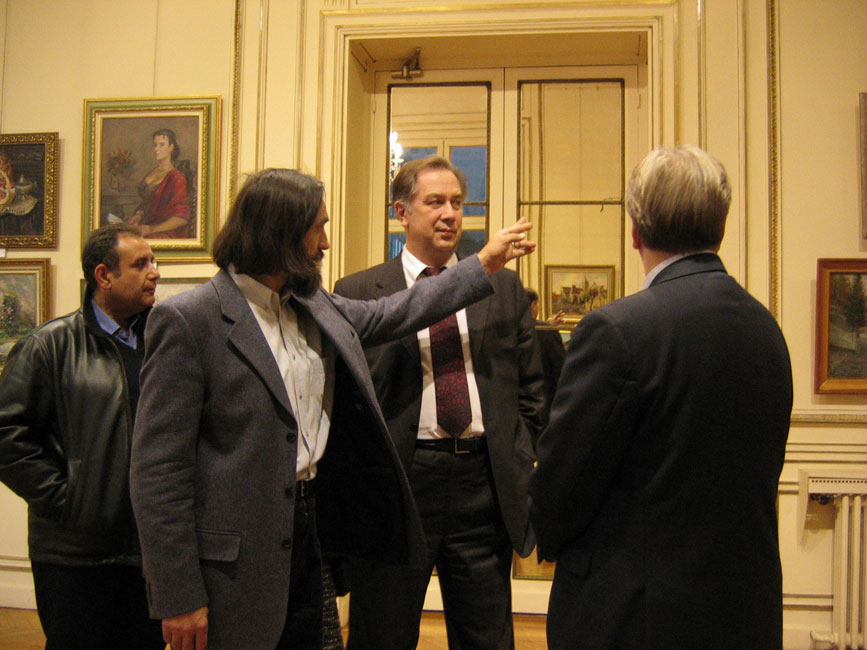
[0,224,163,649]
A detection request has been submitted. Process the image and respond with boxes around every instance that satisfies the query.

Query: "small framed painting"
[0,132,59,248]
[545,265,615,324]
[153,277,210,305]
[0,259,50,369]
[815,258,867,393]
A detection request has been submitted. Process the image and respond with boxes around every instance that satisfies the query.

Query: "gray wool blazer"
[130,256,494,650]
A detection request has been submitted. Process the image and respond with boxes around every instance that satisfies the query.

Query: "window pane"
[388,84,490,252]
[387,232,406,259]
[388,230,484,260]
[526,203,623,275]
[519,80,623,203]
[463,205,486,217]
[456,229,486,258]
[403,146,437,163]
[450,145,488,203]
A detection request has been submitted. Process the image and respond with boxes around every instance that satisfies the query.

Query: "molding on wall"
[766,0,781,320]
[791,409,867,425]
[736,0,747,283]
[783,592,833,609]
[697,0,705,148]
[0,556,36,609]
[230,0,243,198]
[256,0,270,170]
[0,555,29,570]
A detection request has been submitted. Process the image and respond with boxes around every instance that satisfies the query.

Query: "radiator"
[801,472,867,650]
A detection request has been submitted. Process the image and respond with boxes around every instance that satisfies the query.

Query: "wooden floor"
[0,607,548,649]
[0,608,44,650]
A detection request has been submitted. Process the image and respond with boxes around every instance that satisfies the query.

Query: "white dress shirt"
[642,251,718,289]
[230,269,334,481]
[400,247,484,440]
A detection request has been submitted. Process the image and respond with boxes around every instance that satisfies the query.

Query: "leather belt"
[415,437,487,455]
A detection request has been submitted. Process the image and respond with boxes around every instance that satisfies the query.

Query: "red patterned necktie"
[422,266,472,438]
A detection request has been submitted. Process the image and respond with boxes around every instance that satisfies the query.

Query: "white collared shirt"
[401,247,484,439]
[642,251,718,289]
[230,269,334,481]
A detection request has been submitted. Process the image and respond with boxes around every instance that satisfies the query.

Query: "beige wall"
[1,1,866,647]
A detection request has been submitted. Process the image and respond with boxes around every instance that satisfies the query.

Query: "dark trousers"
[347,446,514,650]
[276,486,326,650]
[31,561,163,650]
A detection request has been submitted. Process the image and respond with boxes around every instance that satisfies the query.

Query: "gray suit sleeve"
[329,254,493,346]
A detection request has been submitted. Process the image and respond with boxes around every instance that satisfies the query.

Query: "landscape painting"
[545,265,614,324]
[816,259,867,392]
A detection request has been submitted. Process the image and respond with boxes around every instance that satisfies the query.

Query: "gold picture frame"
[0,258,50,369]
[82,96,221,261]
[815,258,867,393]
[0,132,59,248]
[545,265,615,324]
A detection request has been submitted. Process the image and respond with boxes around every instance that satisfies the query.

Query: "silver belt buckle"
[454,438,469,454]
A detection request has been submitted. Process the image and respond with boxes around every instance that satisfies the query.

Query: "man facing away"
[524,288,566,425]
[0,224,163,649]
[129,168,535,650]
[334,155,545,650]
[529,145,793,650]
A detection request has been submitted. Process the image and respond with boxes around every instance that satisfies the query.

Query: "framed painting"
[545,265,615,324]
[83,97,221,261]
[815,258,867,393]
[0,259,50,370]
[513,552,555,580]
[153,277,210,304]
[0,132,58,248]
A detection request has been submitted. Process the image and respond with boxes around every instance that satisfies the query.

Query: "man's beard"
[284,258,322,298]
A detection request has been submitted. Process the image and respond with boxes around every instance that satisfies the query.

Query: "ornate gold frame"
[0,132,58,248]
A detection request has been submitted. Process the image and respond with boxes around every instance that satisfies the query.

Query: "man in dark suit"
[129,168,535,650]
[334,156,545,650]
[524,288,566,424]
[529,145,793,650]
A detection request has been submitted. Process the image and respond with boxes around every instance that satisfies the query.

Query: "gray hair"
[626,145,731,253]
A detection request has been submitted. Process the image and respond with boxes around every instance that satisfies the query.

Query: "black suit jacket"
[334,255,546,556]
[529,254,793,650]
[534,321,566,423]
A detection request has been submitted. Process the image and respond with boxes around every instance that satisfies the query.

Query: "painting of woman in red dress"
[129,129,191,239]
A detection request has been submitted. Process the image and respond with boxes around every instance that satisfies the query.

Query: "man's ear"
[93,264,113,290]
[631,223,642,251]
[394,201,409,227]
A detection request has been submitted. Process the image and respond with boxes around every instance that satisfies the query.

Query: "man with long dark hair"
[130,168,535,650]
